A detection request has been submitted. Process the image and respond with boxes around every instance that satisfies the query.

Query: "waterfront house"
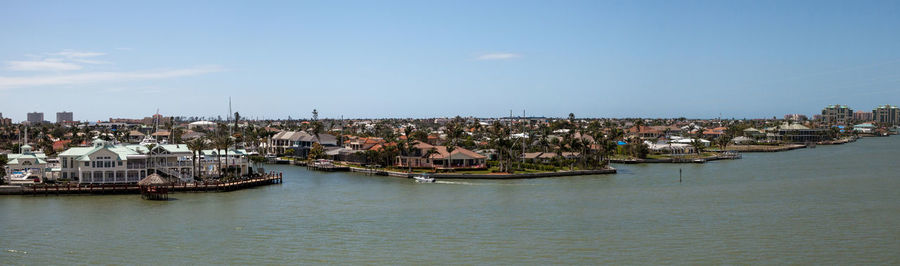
[58,139,147,184]
[646,141,695,154]
[200,148,251,177]
[702,127,727,140]
[151,131,170,142]
[765,123,825,143]
[731,136,754,145]
[395,142,487,169]
[668,137,711,146]
[344,137,384,151]
[853,123,876,134]
[520,152,581,163]
[627,126,661,139]
[742,128,766,139]
[58,139,252,184]
[127,130,146,143]
[268,131,338,157]
[3,144,50,184]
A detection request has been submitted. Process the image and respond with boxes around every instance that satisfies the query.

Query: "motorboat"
[413,175,435,183]
[7,169,42,184]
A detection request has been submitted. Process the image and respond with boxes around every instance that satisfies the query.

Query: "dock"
[1,173,283,196]
[306,160,350,172]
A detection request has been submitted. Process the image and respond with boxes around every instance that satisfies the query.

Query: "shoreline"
[341,166,617,179]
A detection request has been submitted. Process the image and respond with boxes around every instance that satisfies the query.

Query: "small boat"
[7,169,42,184]
[413,175,435,183]
[692,159,706,164]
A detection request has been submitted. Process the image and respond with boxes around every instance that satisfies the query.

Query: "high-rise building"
[57,111,74,124]
[27,112,44,124]
[821,105,853,125]
[873,105,899,126]
[853,111,873,122]
[0,112,10,126]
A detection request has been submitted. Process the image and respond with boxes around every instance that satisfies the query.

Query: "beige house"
[396,142,487,169]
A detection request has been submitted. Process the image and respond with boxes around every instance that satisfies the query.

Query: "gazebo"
[138,174,169,200]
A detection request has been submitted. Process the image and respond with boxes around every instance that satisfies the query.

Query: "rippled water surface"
[3,137,900,264]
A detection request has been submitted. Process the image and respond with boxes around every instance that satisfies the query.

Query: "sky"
[1,0,900,122]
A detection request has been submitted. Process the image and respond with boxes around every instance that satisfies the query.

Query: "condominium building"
[873,105,899,126]
[821,105,853,125]
[56,111,74,124]
[853,111,873,122]
[0,113,10,126]
[27,112,44,124]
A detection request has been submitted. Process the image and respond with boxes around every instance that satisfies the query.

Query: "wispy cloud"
[52,50,106,58]
[5,59,84,71]
[4,50,111,71]
[0,65,225,90]
[70,58,112,65]
[476,53,522,60]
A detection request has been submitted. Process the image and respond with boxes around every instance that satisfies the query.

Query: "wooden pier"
[1,173,283,196]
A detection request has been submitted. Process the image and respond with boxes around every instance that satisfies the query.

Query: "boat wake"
[433,181,536,186]
[433,181,483,185]
[6,249,28,254]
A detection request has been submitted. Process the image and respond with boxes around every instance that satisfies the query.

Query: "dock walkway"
[1,173,283,196]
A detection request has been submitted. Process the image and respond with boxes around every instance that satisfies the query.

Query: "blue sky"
[1,0,899,121]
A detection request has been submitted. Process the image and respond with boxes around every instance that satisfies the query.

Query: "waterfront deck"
[1,173,283,196]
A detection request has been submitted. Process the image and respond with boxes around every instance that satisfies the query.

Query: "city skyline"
[2,0,900,120]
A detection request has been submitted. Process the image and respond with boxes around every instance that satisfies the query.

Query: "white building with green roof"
[57,139,251,184]
[58,139,148,184]
[4,144,50,184]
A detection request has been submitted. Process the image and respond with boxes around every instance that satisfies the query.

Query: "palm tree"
[538,124,551,153]
[164,120,174,144]
[211,135,227,178]
[445,145,456,169]
[423,147,438,172]
[144,143,157,175]
[400,127,418,173]
[489,122,512,172]
[221,136,235,178]
[716,135,732,152]
[186,137,207,180]
[311,121,323,142]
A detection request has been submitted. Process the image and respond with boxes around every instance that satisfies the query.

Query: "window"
[84,162,89,167]
[118,161,122,166]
